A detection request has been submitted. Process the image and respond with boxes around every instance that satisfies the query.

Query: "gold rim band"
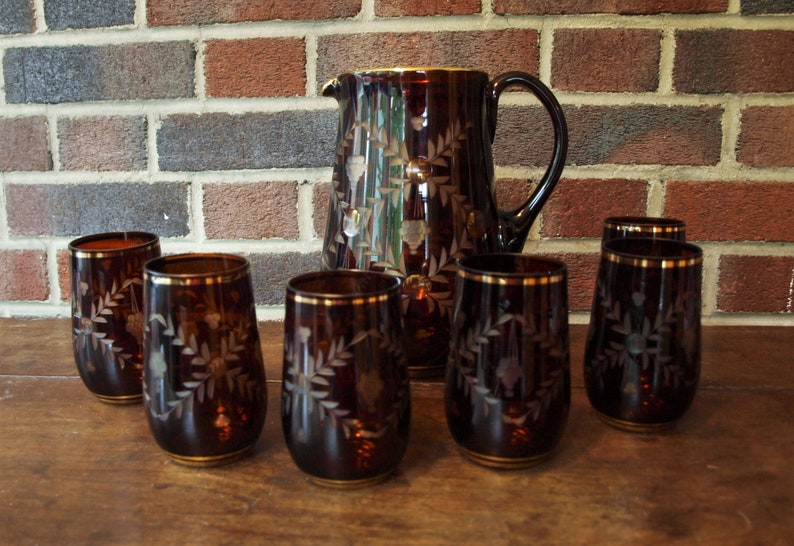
[606,224,684,234]
[457,270,566,286]
[603,251,702,268]
[145,269,249,286]
[288,292,395,307]
[71,241,159,259]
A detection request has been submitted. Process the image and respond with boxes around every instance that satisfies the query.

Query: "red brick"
[316,30,538,90]
[205,38,306,98]
[375,0,480,16]
[203,181,300,239]
[542,251,600,312]
[0,117,52,171]
[552,29,661,92]
[665,181,794,242]
[313,182,331,239]
[737,107,794,168]
[675,30,794,94]
[540,178,649,238]
[494,105,722,167]
[494,178,531,214]
[494,0,727,14]
[148,0,360,26]
[58,116,146,171]
[0,250,49,301]
[718,255,794,313]
[57,249,70,302]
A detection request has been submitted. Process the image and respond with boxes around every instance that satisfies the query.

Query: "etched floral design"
[73,276,142,372]
[586,277,691,389]
[325,90,476,326]
[144,306,262,422]
[283,326,407,442]
[399,219,428,253]
[451,309,567,424]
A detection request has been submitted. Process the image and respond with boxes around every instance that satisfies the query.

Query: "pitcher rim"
[335,66,488,77]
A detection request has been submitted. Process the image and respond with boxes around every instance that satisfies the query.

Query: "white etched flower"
[297,326,311,344]
[399,219,428,252]
[149,349,167,379]
[125,311,144,344]
[345,154,367,184]
[204,312,221,330]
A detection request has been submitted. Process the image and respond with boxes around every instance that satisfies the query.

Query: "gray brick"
[45,0,135,30]
[0,0,34,34]
[158,111,337,171]
[493,105,722,167]
[247,251,322,305]
[3,43,195,104]
[6,182,190,237]
[741,0,794,14]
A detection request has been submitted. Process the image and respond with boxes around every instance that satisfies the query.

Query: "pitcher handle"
[488,72,568,252]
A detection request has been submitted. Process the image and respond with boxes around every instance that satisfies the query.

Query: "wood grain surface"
[1,318,792,544]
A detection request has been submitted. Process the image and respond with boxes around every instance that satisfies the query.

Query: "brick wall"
[1,0,793,324]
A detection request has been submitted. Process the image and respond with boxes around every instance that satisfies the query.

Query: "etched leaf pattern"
[452,311,566,423]
[143,307,261,422]
[326,88,476,323]
[586,277,691,389]
[283,327,407,442]
[73,275,142,371]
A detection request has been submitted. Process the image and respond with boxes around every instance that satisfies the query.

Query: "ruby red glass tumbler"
[445,254,571,468]
[584,238,702,431]
[282,270,410,487]
[143,253,267,466]
[69,231,161,403]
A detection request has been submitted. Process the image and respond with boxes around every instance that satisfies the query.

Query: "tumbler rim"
[456,253,567,286]
[603,216,685,235]
[603,237,702,268]
[69,231,159,259]
[144,253,250,286]
[287,270,400,306]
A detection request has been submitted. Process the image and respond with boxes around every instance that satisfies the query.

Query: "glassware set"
[67,66,700,486]
[69,214,701,485]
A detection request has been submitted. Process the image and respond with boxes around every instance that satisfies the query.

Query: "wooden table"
[1,318,792,544]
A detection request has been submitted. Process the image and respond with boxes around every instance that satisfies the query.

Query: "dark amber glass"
[445,254,570,468]
[69,231,161,403]
[321,68,568,377]
[602,216,686,243]
[282,270,410,487]
[143,254,267,466]
[584,238,702,431]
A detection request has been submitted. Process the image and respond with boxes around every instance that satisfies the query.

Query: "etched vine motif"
[144,307,262,422]
[325,90,476,321]
[586,277,691,390]
[452,310,567,424]
[283,327,408,442]
[73,275,142,372]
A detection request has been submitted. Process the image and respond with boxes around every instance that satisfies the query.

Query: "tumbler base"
[308,472,392,489]
[461,447,553,470]
[166,445,254,467]
[94,393,142,405]
[596,411,677,433]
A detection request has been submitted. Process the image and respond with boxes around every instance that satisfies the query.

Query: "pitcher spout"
[321,78,340,99]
